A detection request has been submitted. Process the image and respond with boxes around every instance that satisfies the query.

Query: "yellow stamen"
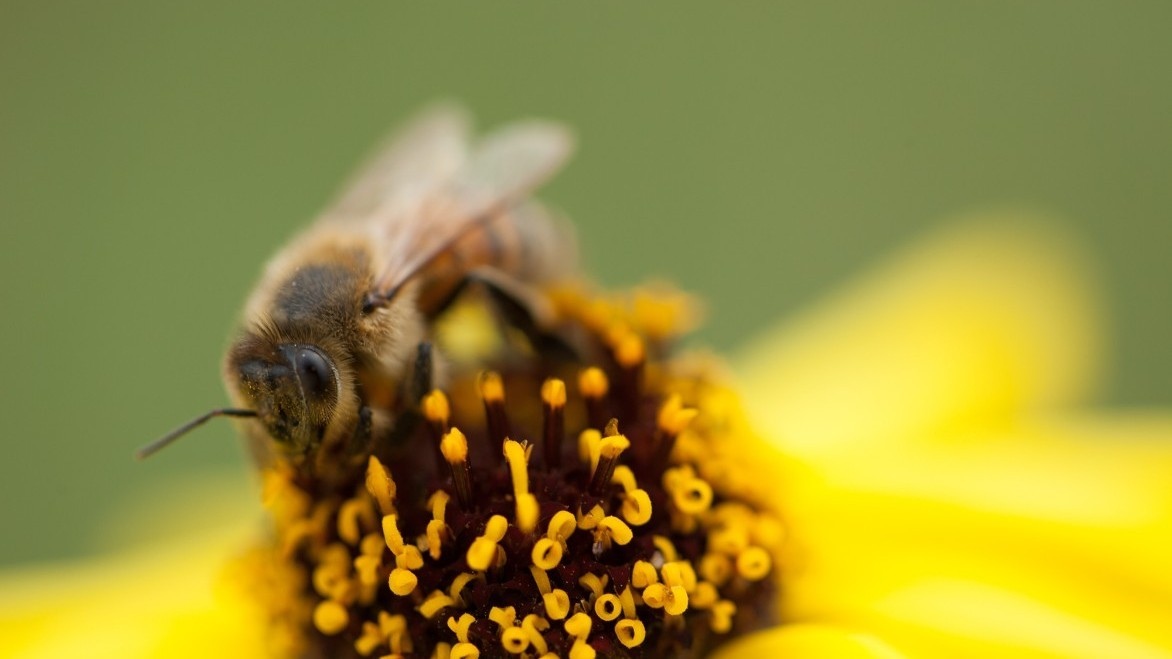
[313,599,349,635]
[448,572,478,603]
[338,495,376,546]
[422,389,451,427]
[541,378,567,468]
[389,567,418,596]
[736,546,772,581]
[365,456,396,515]
[467,514,508,571]
[447,613,476,643]
[570,641,597,659]
[543,589,570,620]
[521,614,550,655]
[503,439,538,533]
[578,366,609,398]
[418,591,456,619]
[564,611,592,640]
[355,620,383,656]
[440,428,473,508]
[531,538,562,570]
[577,572,608,600]
[576,504,605,530]
[489,605,517,627]
[594,593,622,621]
[450,644,479,659]
[615,618,647,648]
[594,515,634,548]
[620,488,652,526]
[632,560,659,588]
[652,535,679,562]
[615,332,645,368]
[501,627,530,654]
[529,566,552,594]
[617,586,637,618]
[699,552,733,586]
[710,600,737,633]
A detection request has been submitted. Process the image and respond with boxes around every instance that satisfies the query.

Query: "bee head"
[228,341,341,454]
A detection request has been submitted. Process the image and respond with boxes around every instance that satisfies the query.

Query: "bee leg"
[464,267,589,363]
[412,341,434,403]
[345,404,374,457]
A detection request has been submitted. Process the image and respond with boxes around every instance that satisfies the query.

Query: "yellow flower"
[3,216,1169,658]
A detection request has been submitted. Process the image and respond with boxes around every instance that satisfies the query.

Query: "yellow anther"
[541,378,567,407]
[657,394,699,436]
[489,605,517,628]
[313,599,349,635]
[422,389,451,425]
[360,532,385,557]
[570,641,597,659]
[395,545,424,570]
[615,618,647,648]
[532,537,563,570]
[418,591,457,619]
[641,583,667,608]
[578,367,609,398]
[388,567,418,596]
[579,429,601,468]
[338,496,376,545]
[503,439,539,533]
[503,440,530,494]
[664,585,689,615]
[576,504,605,530]
[631,560,659,588]
[366,456,396,515]
[382,613,411,654]
[594,594,622,621]
[661,561,697,592]
[426,519,447,560]
[736,546,772,581]
[598,433,630,460]
[543,589,570,620]
[467,515,509,571]
[709,525,750,556]
[355,620,383,656]
[620,488,652,526]
[617,586,637,619]
[429,490,451,522]
[448,572,478,603]
[564,611,593,639]
[652,535,679,562]
[611,465,637,492]
[711,600,737,633]
[672,476,713,515]
[752,515,786,550]
[479,371,506,402]
[432,642,452,659]
[447,613,476,643]
[501,627,530,654]
[547,510,577,542]
[382,514,406,553]
[594,515,633,547]
[529,565,552,594]
[521,614,550,655]
[353,554,381,586]
[451,643,480,659]
[440,428,469,464]
[615,332,645,367]
[699,553,733,586]
[578,572,609,599]
[692,582,719,609]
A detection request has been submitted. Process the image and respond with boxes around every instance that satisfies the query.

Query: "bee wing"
[321,104,472,224]
[366,117,575,306]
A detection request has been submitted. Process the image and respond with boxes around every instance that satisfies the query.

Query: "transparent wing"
[320,104,472,224]
[364,117,575,308]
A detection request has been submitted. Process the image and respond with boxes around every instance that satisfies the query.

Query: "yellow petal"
[863,579,1172,659]
[711,623,906,658]
[785,413,1172,652]
[736,216,1104,460]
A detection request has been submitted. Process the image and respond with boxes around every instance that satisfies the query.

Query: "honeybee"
[139,106,577,472]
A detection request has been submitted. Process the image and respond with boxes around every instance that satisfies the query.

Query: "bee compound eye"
[293,347,335,401]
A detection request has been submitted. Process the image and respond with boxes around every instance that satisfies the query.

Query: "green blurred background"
[1,2,1169,566]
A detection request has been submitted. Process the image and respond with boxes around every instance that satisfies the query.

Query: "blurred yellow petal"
[864,579,1172,659]
[736,215,1104,461]
[0,529,267,659]
[784,413,1172,652]
[712,623,907,658]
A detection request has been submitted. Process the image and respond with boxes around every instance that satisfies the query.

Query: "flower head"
[250,285,784,658]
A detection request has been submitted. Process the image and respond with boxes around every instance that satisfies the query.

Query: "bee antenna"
[135,408,257,460]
